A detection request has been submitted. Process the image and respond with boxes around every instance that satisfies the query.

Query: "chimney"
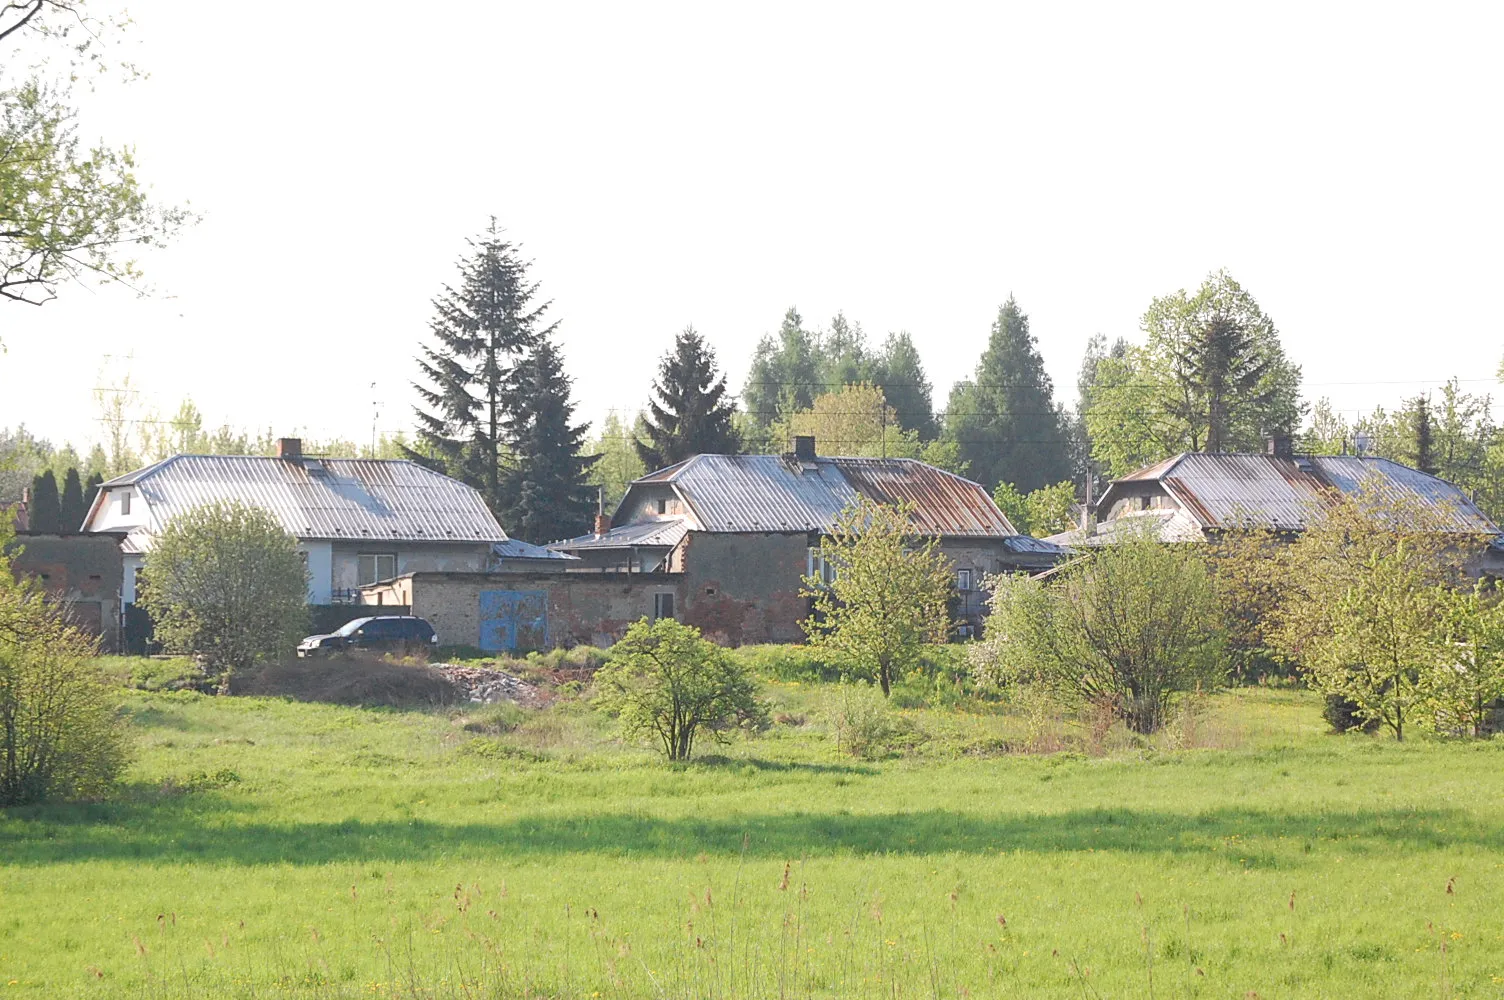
[793,435,816,462]
[1266,435,1294,460]
[277,437,303,463]
[13,486,29,533]
[594,512,611,536]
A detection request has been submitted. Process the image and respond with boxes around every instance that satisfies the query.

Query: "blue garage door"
[478,590,548,652]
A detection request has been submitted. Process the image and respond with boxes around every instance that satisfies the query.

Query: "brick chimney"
[12,486,29,532]
[593,512,611,535]
[277,437,303,463]
[793,435,816,461]
[1266,435,1294,460]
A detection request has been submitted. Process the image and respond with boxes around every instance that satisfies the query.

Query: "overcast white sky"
[2,1,1501,453]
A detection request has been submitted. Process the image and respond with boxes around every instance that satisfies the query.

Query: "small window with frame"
[656,498,669,515]
[358,553,397,587]
[119,490,131,516]
[956,569,973,592]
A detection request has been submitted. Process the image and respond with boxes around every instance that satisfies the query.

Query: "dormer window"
[656,498,668,515]
[119,490,131,516]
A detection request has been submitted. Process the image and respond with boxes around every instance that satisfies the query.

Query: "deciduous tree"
[138,501,309,691]
[594,617,767,761]
[1085,271,1303,476]
[972,531,1225,733]
[0,3,188,309]
[0,515,132,804]
[802,497,954,696]
[1273,481,1476,741]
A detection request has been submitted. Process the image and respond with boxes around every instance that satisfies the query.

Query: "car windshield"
[334,618,373,637]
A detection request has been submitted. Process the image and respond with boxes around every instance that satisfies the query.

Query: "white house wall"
[301,541,334,604]
[329,543,491,596]
[88,487,151,533]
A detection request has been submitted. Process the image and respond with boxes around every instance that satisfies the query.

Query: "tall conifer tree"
[59,467,84,531]
[870,332,937,440]
[83,471,104,519]
[636,327,741,471]
[409,221,551,514]
[499,338,597,543]
[28,469,59,533]
[944,296,1071,493]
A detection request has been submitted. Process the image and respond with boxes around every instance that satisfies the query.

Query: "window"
[807,547,838,585]
[956,569,973,592]
[653,592,675,621]
[656,498,668,515]
[358,553,397,586]
[119,490,131,516]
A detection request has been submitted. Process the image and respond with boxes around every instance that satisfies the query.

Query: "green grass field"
[3,670,1503,998]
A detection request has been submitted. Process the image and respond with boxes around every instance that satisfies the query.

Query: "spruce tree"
[636,327,741,471]
[944,296,1072,493]
[59,467,85,531]
[1407,394,1437,474]
[498,338,598,544]
[409,221,551,513]
[28,470,60,533]
[1167,313,1274,453]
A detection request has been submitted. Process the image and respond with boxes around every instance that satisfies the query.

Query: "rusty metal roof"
[1099,453,1499,534]
[618,454,1026,538]
[100,455,507,543]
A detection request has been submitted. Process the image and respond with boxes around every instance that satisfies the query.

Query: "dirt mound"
[235,657,461,707]
[430,664,546,707]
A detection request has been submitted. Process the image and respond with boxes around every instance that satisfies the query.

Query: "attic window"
[119,491,131,516]
[656,499,668,515]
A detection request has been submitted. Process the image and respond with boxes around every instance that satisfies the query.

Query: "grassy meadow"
[3,659,1504,998]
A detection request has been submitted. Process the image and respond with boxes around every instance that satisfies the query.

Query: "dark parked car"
[297,616,439,657]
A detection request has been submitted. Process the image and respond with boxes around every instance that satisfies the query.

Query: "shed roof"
[552,517,691,552]
[98,455,507,543]
[1099,453,1499,534]
[626,454,1023,537]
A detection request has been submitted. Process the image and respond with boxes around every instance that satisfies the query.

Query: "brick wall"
[679,531,811,645]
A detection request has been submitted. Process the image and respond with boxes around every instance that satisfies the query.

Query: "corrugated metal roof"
[622,454,1020,537]
[109,455,507,543]
[493,539,577,560]
[550,517,691,551]
[1101,453,1499,534]
[1046,509,1207,547]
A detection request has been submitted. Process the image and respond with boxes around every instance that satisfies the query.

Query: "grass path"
[2,687,1502,997]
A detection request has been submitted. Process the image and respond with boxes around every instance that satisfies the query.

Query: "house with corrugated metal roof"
[548,436,1066,643]
[1047,443,1504,568]
[81,438,564,606]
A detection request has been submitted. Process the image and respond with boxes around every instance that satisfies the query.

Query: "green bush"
[824,681,926,759]
[1,589,134,805]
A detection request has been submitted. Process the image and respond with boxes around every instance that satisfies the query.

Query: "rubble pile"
[430,664,545,707]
